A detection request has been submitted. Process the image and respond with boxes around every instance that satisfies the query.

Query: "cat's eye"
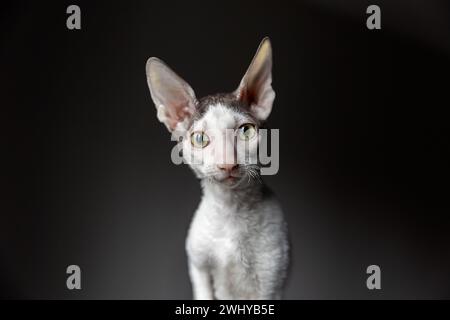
[190,131,210,148]
[237,123,257,141]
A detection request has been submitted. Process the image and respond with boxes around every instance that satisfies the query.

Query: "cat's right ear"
[146,58,197,132]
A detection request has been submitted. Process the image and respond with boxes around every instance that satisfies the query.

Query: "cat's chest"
[187,202,254,265]
[198,224,244,268]
[198,200,255,239]
[195,207,248,245]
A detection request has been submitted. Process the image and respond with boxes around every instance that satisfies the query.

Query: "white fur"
[184,105,289,300]
[146,37,289,299]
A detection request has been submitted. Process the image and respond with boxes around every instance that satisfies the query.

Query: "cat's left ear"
[234,37,275,121]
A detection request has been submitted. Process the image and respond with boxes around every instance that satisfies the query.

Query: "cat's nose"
[217,164,238,172]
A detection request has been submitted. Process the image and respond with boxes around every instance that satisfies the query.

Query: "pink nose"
[217,164,238,172]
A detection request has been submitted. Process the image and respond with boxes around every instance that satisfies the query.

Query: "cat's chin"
[222,176,240,185]
[207,175,244,187]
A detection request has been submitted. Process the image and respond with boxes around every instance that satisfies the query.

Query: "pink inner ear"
[239,72,271,108]
[166,101,193,130]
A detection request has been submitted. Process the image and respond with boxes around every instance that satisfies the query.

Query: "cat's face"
[181,101,260,186]
[146,38,275,187]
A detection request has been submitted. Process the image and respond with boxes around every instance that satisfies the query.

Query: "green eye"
[190,131,210,148]
[237,123,257,140]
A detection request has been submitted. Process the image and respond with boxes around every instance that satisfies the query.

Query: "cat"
[145,37,289,299]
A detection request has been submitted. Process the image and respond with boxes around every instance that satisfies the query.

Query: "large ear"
[146,57,197,132]
[234,37,275,121]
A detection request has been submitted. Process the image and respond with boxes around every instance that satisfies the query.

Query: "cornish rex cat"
[145,38,289,299]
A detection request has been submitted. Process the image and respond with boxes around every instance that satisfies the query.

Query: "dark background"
[1,0,449,299]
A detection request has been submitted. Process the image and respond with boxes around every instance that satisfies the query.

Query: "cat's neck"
[200,178,265,213]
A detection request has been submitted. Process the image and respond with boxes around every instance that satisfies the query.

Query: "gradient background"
[2,0,449,299]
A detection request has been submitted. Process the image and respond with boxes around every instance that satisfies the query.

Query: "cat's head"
[145,38,275,187]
